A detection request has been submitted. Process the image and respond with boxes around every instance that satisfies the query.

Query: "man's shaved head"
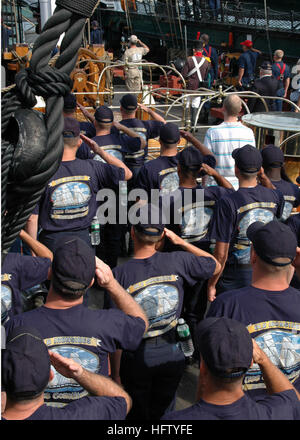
[223,95,242,117]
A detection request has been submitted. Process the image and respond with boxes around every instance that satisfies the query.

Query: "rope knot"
[15,67,73,106]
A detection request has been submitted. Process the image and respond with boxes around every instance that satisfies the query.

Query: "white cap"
[129,35,138,44]
[178,318,185,325]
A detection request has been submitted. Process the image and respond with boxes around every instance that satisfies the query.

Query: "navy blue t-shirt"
[120,118,164,167]
[162,185,234,251]
[5,304,145,406]
[1,253,51,318]
[136,154,216,200]
[272,61,291,88]
[210,185,284,265]
[79,121,96,138]
[2,396,126,420]
[109,252,216,338]
[161,390,299,420]
[90,28,104,45]
[286,213,300,244]
[238,51,256,79]
[77,132,141,163]
[207,285,300,396]
[35,158,125,232]
[271,179,300,220]
[203,44,218,81]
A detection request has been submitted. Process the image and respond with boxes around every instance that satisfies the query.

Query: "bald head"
[274,49,284,61]
[223,95,242,117]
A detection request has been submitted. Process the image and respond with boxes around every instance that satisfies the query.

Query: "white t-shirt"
[204,122,256,189]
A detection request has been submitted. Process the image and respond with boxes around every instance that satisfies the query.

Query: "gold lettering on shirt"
[127,275,179,294]
[49,176,90,188]
[247,321,300,333]
[43,336,101,347]
[237,202,277,214]
[159,167,178,177]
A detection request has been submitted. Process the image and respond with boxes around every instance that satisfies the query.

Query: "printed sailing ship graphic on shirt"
[1,284,12,311]
[282,200,293,221]
[93,149,123,163]
[244,330,300,389]
[160,172,179,195]
[134,284,179,331]
[181,205,213,242]
[51,182,91,220]
[46,346,99,394]
[233,208,274,264]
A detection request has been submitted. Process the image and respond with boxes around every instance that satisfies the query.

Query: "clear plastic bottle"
[119,181,128,207]
[91,216,100,246]
[176,318,194,357]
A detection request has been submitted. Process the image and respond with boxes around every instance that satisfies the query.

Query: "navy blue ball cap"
[159,122,180,144]
[63,93,77,110]
[196,318,253,378]
[135,203,165,236]
[94,106,114,123]
[120,94,138,111]
[247,220,297,266]
[2,326,51,398]
[178,146,204,169]
[63,117,80,138]
[261,145,284,168]
[232,144,262,173]
[52,237,96,290]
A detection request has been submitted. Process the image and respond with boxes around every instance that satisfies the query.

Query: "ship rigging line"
[124,0,133,35]
[150,0,165,44]
[165,0,176,49]
[175,0,184,51]
[169,0,179,49]
[263,0,273,62]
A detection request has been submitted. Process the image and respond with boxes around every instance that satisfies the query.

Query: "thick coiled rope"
[1,1,101,257]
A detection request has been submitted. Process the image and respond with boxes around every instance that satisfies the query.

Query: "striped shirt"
[204,122,256,189]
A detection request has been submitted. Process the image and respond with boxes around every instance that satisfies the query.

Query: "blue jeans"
[120,332,186,420]
[275,87,285,112]
[209,0,220,17]
[217,264,252,294]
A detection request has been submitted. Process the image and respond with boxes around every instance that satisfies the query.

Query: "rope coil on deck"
[1,0,101,257]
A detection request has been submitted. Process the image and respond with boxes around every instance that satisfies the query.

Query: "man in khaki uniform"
[123,35,150,91]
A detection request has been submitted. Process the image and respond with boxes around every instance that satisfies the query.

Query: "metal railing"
[134,1,300,33]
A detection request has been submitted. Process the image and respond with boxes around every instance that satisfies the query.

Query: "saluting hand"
[95,256,115,289]
[49,350,83,380]
[200,163,217,177]
[251,339,268,366]
[207,285,217,303]
[137,103,150,113]
[164,228,182,246]
[292,247,300,270]
[80,134,99,153]
[179,130,193,140]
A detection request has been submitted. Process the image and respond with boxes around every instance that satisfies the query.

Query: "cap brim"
[246,221,264,242]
